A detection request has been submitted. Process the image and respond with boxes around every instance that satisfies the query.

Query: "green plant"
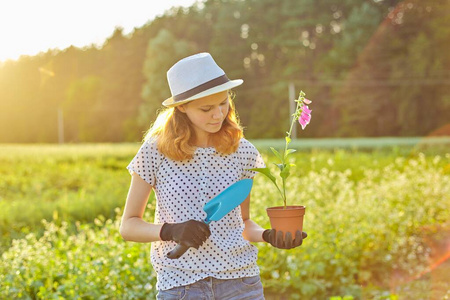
[250,91,312,208]
[1,146,449,299]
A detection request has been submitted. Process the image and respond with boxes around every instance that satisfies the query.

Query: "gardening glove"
[262,229,307,249]
[160,220,211,249]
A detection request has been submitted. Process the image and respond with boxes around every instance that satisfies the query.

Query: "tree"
[336,0,450,136]
[0,0,448,142]
[139,29,197,129]
[64,76,102,142]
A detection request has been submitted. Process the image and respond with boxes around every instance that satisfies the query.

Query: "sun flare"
[0,0,198,62]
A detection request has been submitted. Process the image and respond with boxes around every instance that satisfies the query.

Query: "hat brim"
[162,79,243,108]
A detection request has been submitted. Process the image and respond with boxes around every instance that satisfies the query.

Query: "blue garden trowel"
[166,179,253,259]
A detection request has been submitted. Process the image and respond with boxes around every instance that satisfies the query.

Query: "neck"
[195,139,212,148]
[193,132,213,148]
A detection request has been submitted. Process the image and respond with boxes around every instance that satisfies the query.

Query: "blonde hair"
[145,93,243,161]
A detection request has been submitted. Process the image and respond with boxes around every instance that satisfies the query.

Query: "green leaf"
[270,147,284,162]
[285,148,296,159]
[273,163,284,171]
[280,163,291,180]
[248,167,277,186]
[285,136,291,145]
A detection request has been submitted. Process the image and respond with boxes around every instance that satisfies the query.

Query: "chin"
[208,127,222,134]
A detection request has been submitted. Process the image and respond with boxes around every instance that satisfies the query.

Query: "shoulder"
[143,136,158,148]
[237,138,260,154]
[239,138,257,149]
[140,137,165,158]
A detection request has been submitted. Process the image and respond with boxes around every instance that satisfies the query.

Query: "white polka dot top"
[127,138,266,291]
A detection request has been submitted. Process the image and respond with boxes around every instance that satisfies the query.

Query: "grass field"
[0,139,449,299]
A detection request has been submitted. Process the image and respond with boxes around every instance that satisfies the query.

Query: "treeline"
[0,0,449,143]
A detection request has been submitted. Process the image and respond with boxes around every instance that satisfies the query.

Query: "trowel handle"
[167,244,189,259]
[166,220,210,259]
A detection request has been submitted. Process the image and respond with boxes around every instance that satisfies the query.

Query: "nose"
[212,106,224,119]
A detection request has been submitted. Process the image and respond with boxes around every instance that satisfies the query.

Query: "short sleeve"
[238,139,266,179]
[126,138,163,186]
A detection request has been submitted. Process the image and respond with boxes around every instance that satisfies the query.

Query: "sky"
[0,0,200,62]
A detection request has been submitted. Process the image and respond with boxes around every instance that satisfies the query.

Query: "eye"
[200,108,211,112]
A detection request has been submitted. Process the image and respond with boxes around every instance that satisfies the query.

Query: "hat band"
[172,74,229,102]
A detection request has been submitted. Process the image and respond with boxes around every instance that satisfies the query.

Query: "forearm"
[120,217,163,243]
[242,219,265,243]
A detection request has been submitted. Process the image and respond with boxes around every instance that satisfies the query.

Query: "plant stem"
[275,183,285,206]
[286,94,304,149]
[281,92,304,209]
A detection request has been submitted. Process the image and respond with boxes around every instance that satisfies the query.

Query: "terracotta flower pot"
[266,205,306,237]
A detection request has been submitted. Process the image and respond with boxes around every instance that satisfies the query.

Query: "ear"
[176,105,186,113]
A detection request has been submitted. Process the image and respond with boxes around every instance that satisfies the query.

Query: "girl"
[120,53,306,299]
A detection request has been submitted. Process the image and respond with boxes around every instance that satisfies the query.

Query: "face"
[177,91,230,141]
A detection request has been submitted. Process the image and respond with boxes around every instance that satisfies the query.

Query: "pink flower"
[298,105,312,130]
[299,114,310,129]
[302,105,312,115]
[303,98,312,104]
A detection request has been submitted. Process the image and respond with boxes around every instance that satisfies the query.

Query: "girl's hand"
[160,220,211,249]
[262,229,307,249]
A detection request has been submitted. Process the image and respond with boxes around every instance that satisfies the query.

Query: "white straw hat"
[162,53,243,107]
